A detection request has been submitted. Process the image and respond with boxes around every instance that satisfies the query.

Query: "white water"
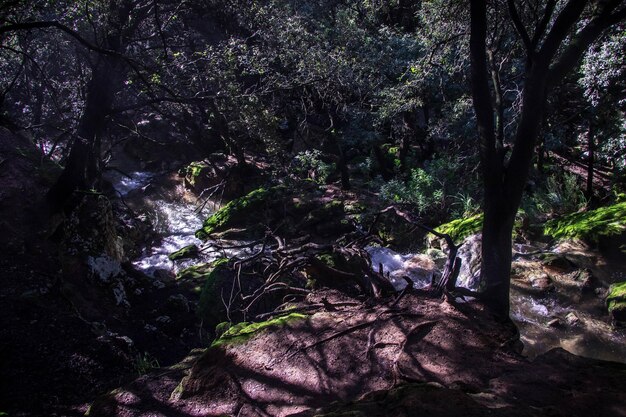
[366,245,626,363]
[366,247,434,290]
[109,171,253,280]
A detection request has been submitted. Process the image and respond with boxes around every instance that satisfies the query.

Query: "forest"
[1,0,626,416]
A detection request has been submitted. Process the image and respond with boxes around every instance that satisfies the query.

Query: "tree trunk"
[47,54,121,211]
[480,191,516,318]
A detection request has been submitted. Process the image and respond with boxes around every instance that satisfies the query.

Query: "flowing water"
[367,245,626,363]
[109,171,626,363]
[107,170,251,283]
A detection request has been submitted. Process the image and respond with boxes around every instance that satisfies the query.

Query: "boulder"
[455,233,482,290]
[607,281,626,323]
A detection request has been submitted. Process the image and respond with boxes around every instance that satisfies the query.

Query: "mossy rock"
[211,313,307,348]
[607,281,626,323]
[184,161,209,187]
[544,202,626,242]
[196,258,232,327]
[195,186,281,240]
[176,263,215,281]
[432,214,483,245]
[168,244,199,261]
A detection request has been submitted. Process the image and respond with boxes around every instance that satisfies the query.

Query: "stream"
[110,170,626,364]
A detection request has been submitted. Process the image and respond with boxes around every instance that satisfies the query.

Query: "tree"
[469,0,626,318]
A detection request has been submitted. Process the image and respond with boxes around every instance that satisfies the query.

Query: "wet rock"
[539,253,574,271]
[528,272,554,291]
[155,315,172,324]
[565,312,580,326]
[572,269,597,292]
[389,254,437,286]
[456,234,482,289]
[547,318,561,328]
[168,244,199,261]
[607,281,626,323]
[425,248,447,269]
[153,268,175,283]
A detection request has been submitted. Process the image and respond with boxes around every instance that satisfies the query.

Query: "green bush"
[380,154,472,216]
[526,171,587,221]
[292,150,336,184]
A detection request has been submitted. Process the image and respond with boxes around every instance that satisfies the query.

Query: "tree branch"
[531,0,557,49]
[548,4,626,87]
[506,0,533,56]
[470,0,500,182]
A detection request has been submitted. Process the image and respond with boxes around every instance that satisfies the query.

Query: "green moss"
[197,258,232,326]
[211,313,307,348]
[168,244,199,261]
[434,214,483,243]
[215,321,232,337]
[544,202,626,241]
[185,161,208,186]
[177,262,215,281]
[195,187,276,239]
[607,281,626,315]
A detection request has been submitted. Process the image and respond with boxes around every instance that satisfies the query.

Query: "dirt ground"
[88,290,626,417]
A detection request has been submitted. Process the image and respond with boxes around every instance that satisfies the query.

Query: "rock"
[168,244,199,261]
[425,248,448,269]
[565,312,580,326]
[455,233,482,289]
[539,253,574,271]
[390,254,437,287]
[547,318,561,328]
[167,294,190,313]
[153,268,175,282]
[573,269,597,292]
[528,272,554,291]
[606,281,626,323]
[155,315,172,324]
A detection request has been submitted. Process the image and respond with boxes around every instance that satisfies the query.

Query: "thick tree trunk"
[480,191,516,318]
[47,54,121,211]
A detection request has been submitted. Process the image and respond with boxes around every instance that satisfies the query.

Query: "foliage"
[544,202,626,242]
[134,352,160,376]
[291,150,335,184]
[526,172,587,221]
[380,154,477,216]
[211,313,307,348]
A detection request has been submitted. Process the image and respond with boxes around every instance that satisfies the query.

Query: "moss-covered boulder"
[168,244,199,261]
[196,183,356,241]
[544,202,626,242]
[183,154,266,200]
[195,186,279,239]
[431,214,483,246]
[188,259,232,328]
[607,281,626,323]
[211,313,307,348]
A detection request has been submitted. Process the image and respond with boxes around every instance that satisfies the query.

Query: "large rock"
[607,281,626,323]
[456,233,482,289]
